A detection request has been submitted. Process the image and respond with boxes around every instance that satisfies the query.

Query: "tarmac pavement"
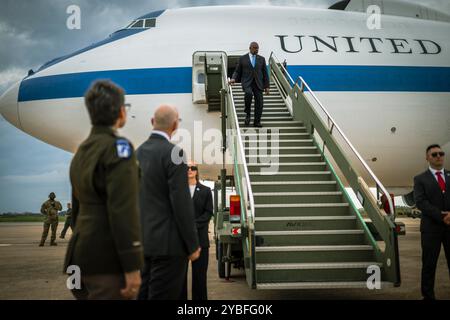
[0,218,449,300]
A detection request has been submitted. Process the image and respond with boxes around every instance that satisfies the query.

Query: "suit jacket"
[232,53,269,91]
[64,126,144,275]
[192,182,213,248]
[136,134,199,257]
[414,169,450,233]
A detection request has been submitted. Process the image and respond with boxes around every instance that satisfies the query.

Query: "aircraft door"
[192,52,207,104]
[192,51,227,111]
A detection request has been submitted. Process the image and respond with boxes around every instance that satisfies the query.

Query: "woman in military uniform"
[64,80,144,300]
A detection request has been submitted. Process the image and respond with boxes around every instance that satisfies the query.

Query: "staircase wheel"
[217,240,226,279]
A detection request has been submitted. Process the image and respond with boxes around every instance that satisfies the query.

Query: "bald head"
[152,104,179,135]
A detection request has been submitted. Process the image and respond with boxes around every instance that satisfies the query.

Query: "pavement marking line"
[0,244,12,247]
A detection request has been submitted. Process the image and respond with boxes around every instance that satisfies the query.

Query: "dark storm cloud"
[0,0,170,83]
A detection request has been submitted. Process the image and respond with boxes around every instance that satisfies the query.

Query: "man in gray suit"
[230,41,270,127]
[137,104,201,300]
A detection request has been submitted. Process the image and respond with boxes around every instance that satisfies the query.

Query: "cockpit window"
[130,20,144,28]
[126,18,156,29]
[145,19,156,28]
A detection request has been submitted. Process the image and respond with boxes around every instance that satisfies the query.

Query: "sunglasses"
[431,151,445,158]
[188,166,198,171]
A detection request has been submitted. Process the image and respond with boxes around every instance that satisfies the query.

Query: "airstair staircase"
[221,53,400,290]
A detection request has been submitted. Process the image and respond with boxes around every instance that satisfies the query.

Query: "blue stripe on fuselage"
[19,67,192,102]
[287,65,450,92]
[18,65,450,102]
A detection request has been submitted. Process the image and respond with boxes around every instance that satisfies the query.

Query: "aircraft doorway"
[226,55,240,79]
[191,52,242,111]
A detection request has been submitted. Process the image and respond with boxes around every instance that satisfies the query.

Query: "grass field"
[0,215,67,223]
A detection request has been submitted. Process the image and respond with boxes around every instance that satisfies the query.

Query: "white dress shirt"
[248,53,256,67]
[429,166,445,183]
[189,185,196,198]
[152,130,170,141]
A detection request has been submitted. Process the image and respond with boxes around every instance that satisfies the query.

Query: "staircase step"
[256,281,392,290]
[257,261,381,270]
[242,132,311,140]
[237,113,291,119]
[255,229,364,246]
[249,171,331,182]
[231,82,276,85]
[231,84,278,88]
[232,88,280,92]
[234,99,285,104]
[237,111,290,116]
[233,92,280,96]
[254,215,357,231]
[247,162,326,172]
[233,90,280,95]
[239,121,304,127]
[255,262,382,283]
[246,155,324,165]
[255,244,373,252]
[231,82,276,86]
[233,95,283,99]
[235,104,287,109]
[234,100,285,105]
[239,116,293,122]
[255,203,350,217]
[254,192,343,204]
[251,181,337,192]
[241,127,307,134]
[233,96,281,101]
[235,107,288,112]
[244,139,314,148]
[245,146,318,155]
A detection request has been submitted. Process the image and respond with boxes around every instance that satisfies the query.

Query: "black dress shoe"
[244,115,250,126]
[253,123,263,128]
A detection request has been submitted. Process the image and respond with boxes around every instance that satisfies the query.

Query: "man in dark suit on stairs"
[229,41,270,128]
[414,144,450,300]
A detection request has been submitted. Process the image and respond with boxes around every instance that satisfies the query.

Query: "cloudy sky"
[0,0,449,212]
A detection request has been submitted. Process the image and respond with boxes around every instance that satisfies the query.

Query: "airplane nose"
[0,81,21,129]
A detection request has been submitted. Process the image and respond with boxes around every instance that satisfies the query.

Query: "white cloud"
[0,67,27,93]
[0,168,69,184]
[0,21,51,47]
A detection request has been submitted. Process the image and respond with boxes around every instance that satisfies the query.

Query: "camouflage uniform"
[60,207,72,239]
[39,193,62,246]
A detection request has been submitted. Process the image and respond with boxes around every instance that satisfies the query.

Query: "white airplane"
[1,0,449,199]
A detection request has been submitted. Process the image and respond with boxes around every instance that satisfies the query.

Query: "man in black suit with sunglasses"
[414,144,450,300]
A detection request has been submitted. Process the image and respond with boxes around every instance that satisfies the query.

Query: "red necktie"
[436,172,446,193]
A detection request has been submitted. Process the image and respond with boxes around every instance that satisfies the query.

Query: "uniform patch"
[116,139,132,159]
